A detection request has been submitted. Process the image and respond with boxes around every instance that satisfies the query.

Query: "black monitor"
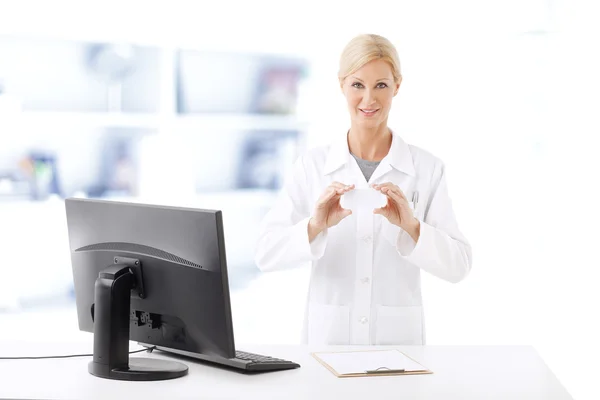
[65,198,236,381]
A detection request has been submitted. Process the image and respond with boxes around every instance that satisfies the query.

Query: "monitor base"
[89,261,188,381]
[89,357,188,381]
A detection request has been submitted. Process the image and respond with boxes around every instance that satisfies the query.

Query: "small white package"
[340,188,387,211]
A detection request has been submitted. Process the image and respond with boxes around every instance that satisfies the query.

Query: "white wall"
[1,1,599,398]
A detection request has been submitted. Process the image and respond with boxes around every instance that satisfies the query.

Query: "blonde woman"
[255,34,472,345]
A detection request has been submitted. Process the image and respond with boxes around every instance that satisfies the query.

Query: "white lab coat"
[254,130,472,345]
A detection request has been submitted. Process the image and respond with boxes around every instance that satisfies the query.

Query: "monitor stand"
[89,261,188,381]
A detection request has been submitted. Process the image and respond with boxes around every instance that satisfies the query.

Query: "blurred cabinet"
[0,36,310,199]
[0,36,311,307]
[0,38,161,113]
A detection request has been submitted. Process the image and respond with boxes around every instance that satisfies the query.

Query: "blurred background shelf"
[3,111,308,132]
[173,113,308,132]
[0,33,311,306]
[7,111,161,130]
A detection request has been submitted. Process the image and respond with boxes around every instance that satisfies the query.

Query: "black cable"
[0,346,156,360]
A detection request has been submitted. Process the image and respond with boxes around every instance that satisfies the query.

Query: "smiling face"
[341,59,401,129]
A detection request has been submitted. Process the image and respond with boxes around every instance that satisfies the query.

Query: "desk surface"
[0,342,571,400]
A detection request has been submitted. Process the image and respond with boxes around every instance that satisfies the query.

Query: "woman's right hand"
[308,182,355,241]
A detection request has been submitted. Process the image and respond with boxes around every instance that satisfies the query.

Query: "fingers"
[330,181,349,190]
[371,182,407,201]
[330,181,355,195]
[380,186,405,204]
[320,187,339,204]
[324,182,354,199]
[319,182,355,205]
[371,182,405,199]
[373,206,387,217]
[371,183,410,217]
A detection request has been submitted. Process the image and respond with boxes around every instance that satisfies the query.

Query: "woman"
[255,34,472,345]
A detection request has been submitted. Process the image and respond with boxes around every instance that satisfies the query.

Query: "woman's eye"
[351,82,387,89]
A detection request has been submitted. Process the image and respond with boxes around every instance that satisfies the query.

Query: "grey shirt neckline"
[350,152,381,182]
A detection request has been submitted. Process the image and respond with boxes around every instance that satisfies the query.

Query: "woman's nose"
[363,90,376,106]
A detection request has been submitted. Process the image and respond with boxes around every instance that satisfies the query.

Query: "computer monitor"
[65,198,236,381]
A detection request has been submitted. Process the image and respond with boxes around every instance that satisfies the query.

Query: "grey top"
[351,152,381,182]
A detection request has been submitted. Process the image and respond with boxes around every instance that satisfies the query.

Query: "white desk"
[0,341,572,399]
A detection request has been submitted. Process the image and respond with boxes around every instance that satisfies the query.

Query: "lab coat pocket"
[375,305,423,345]
[307,303,350,345]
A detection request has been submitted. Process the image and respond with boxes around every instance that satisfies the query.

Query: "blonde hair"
[338,34,402,84]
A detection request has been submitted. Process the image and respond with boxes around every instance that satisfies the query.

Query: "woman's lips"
[359,108,379,117]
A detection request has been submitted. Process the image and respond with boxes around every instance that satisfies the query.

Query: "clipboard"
[311,349,433,378]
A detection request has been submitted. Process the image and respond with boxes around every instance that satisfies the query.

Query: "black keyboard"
[148,345,300,372]
[231,350,300,372]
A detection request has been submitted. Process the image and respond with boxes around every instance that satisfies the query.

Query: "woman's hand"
[371,183,420,241]
[308,182,355,241]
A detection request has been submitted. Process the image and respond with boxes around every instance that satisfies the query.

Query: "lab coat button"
[360,316,368,324]
[360,277,370,284]
[362,235,372,244]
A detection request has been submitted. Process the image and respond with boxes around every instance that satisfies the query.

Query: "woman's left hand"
[371,182,420,241]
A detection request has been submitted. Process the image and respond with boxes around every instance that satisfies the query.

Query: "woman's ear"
[393,76,402,97]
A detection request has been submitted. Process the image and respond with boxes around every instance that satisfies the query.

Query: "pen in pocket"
[412,191,419,209]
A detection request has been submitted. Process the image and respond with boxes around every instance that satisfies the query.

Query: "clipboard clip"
[365,367,406,374]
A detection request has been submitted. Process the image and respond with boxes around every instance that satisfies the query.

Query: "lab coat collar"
[323,129,416,177]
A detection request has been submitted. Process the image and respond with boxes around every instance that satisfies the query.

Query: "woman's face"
[341,59,400,129]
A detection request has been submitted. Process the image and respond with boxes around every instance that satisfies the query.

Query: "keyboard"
[149,345,301,372]
[231,350,300,372]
